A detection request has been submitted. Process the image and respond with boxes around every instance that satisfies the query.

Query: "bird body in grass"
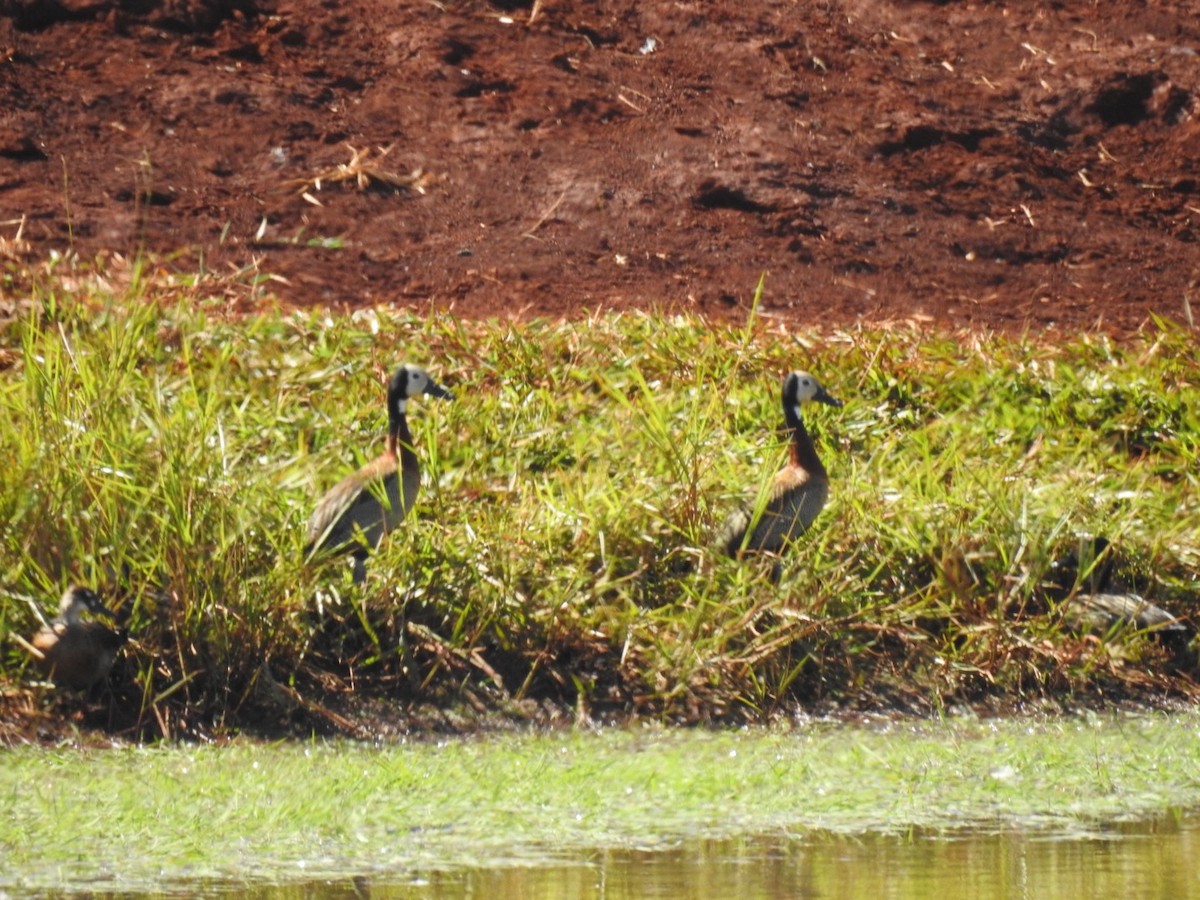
[1050,536,1187,640]
[720,371,842,572]
[1066,592,1183,636]
[29,585,125,690]
[305,364,453,582]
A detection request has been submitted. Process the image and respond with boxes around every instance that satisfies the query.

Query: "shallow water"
[394,819,1200,900]
[21,816,1200,899]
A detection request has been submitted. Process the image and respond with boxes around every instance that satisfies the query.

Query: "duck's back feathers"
[304,453,420,558]
[1060,592,1186,636]
[721,467,829,557]
[32,622,126,690]
[29,586,125,690]
[1048,535,1189,640]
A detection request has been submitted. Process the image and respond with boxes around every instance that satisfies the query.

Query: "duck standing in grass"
[305,364,454,582]
[27,585,125,690]
[720,371,843,576]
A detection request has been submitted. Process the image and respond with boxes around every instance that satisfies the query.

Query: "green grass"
[2,714,1200,891]
[0,259,1198,736]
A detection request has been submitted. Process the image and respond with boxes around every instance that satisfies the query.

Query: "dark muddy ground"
[1,0,1198,334]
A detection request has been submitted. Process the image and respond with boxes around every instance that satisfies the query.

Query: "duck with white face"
[29,585,126,690]
[305,364,454,583]
[720,371,843,576]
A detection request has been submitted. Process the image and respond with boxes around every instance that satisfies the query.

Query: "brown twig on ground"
[286,145,437,202]
[521,189,568,239]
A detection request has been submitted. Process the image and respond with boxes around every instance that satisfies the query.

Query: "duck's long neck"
[784,403,826,477]
[387,401,420,474]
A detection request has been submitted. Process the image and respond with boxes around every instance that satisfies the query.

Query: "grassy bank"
[3,715,1200,891]
[1,261,1198,739]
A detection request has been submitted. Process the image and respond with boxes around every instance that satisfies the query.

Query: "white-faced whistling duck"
[720,371,843,576]
[305,364,454,582]
[29,585,126,690]
[1049,536,1187,643]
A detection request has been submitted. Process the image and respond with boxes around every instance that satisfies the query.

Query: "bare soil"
[2,0,1199,335]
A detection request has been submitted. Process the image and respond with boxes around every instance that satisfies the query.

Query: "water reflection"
[63,813,1200,899]
[394,818,1200,900]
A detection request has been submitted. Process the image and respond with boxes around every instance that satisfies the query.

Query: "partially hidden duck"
[29,585,125,690]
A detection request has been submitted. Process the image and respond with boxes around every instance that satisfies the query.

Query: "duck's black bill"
[814,387,843,408]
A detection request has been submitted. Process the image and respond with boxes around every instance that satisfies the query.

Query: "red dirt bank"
[1,1,1199,333]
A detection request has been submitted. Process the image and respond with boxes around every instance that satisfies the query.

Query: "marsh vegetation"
[0,261,1197,739]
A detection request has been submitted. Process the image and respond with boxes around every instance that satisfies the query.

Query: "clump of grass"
[1,260,1197,739]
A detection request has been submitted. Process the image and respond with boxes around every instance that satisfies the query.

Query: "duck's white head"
[387,365,455,416]
[58,585,116,625]
[782,371,842,416]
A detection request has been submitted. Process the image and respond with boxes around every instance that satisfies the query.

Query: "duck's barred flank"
[1050,536,1188,641]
